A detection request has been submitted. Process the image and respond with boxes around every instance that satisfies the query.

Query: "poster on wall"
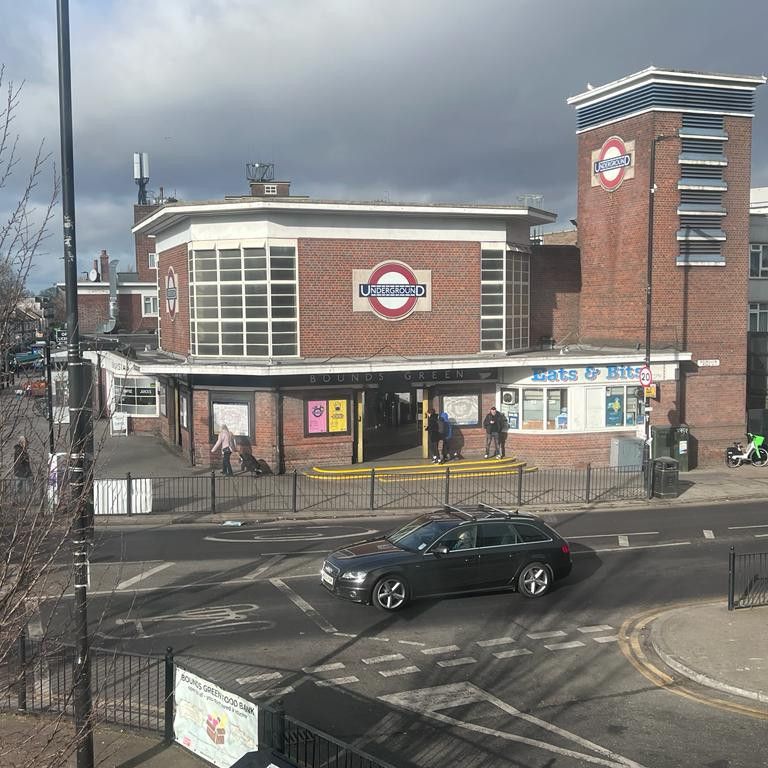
[173,667,258,768]
[328,399,348,432]
[605,394,624,427]
[180,393,188,429]
[442,394,479,426]
[307,400,327,433]
[212,402,250,436]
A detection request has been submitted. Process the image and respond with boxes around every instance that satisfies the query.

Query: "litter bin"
[653,457,679,499]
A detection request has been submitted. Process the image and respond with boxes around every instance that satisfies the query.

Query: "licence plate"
[321,570,334,586]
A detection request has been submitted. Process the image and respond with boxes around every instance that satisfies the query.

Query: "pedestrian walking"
[438,411,454,463]
[13,435,32,496]
[498,411,509,459]
[483,406,502,459]
[425,409,441,463]
[211,425,237,476]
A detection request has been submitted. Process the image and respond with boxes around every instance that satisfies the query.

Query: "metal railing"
[94,463,646,516]
[728,546,768,610]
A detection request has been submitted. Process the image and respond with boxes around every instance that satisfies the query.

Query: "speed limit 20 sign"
[639,366,653,387]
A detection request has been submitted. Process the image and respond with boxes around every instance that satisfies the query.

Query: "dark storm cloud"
[0,0,766,289]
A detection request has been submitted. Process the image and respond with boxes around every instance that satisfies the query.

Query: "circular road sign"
[639,366,653,387]
[594,136,631,191]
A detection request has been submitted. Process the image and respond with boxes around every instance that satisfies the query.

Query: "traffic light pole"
[56,2,94,767]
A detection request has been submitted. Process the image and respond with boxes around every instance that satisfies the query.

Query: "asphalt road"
[39,501,768,767]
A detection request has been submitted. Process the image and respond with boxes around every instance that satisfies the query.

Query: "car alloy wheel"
[518,562,551,598]
[373,576,408,611]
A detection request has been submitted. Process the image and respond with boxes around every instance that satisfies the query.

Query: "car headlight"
[340,570,368,582]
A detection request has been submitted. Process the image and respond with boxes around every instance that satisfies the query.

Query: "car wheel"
[372,575,409,611]
[517,562,551,599]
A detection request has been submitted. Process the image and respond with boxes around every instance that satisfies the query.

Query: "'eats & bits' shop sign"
[527,365,648,384]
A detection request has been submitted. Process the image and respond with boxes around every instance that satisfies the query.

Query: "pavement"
[3,428,768,765]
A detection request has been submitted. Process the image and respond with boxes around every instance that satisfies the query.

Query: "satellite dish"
[88,269,99,282]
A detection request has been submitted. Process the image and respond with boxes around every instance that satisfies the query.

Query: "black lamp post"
[644,134,677,488]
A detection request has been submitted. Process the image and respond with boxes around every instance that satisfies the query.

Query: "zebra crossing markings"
[316,676,359,687]
[493,649,532,659]
[421,645,461,655]
[362,654,405,665]
[544,640,585,651]
[437,657,477,668]
[379,666,420,678]
[476,636,515,647]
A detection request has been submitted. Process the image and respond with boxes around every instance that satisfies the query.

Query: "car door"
[511,521,555,574]
[475,521,526,589]
[418,525,479,596]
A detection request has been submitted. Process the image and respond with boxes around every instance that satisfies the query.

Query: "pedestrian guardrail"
[728,546,768,610]
[87,464,646,516]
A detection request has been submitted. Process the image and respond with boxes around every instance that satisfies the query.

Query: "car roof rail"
[441,504,476,520]
[478,503,519,517]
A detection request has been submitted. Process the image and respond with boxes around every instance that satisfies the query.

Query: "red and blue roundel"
[594,136,631,191]
[166,267,178,319]
[358,261,426,320]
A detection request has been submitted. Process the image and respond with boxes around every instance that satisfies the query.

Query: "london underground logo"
[166,267,178,319]
[593,136,634,191]
[353,260,431,321]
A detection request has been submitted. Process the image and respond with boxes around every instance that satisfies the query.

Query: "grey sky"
[2,0,767,291]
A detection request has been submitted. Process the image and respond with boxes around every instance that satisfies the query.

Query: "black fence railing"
[93,464,647,517]
[728,546,768,610]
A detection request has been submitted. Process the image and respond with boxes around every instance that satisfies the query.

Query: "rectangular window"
[264,184,278,195]
[114,376,157,417]
[148,252,157,269]
[522,389,543,430]
[750,245,768,278]
[481,249,504,351]
[750,302,768,332]
[547,389,568,430]
[142,295,159,317]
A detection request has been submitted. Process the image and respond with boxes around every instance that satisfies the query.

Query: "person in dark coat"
[483,406,502,459]
[425,409,441,463]
[438,411,454,463]
[13,435,32,495]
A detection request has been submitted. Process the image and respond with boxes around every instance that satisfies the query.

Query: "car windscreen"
[387,517,458,552]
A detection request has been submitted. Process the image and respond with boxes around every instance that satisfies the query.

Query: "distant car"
[13,349,42,368]
[321,504,572,611]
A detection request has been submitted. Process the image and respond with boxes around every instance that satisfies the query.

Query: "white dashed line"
[333,632,357,639]
[421,645,461,655]
[397,640,426,646]
[236,672,282,685]
[476,637,515,647]
[618,535,629,547]
[703,530,715,539]
[116,563,174,591]
[315,676,359,687]
[590,542,690,553]
[362,654,405,665]
[249,686,294,698]
[756,533,768,538]
[577,625,614,634]
[493,649,532,659]
[437,657,477,668]
[545,641,586,651]
[527,631,566,640]
[568,531,659,539]
[270,578,338,634]
[728,524,768,530]
[593,635,619,644]
[302,662,345,674]
[379,666,420,678]
[244,554,284,580]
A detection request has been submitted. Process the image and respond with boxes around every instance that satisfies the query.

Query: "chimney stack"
[99,249,110,281]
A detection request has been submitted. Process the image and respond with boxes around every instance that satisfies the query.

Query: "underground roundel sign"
[166,267,178,319]
[591,135,635,191]
[352,260,432,321]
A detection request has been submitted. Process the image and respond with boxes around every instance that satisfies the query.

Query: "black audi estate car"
[320,504,572,611]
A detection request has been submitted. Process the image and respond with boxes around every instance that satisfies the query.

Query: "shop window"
[114,376,157,417]
[180,392,189,429]
[158,383,167,417]
[522,389,543,430]
[547,388,568,430]
[305,398,351,436]
[750,245,768,278]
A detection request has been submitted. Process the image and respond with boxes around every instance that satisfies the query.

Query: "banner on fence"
[174,667,258,768]
[94,478,152,514]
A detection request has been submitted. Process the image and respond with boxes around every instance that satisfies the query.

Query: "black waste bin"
[653,457,679,499]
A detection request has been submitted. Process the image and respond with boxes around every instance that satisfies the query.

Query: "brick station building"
[93,66,764,470]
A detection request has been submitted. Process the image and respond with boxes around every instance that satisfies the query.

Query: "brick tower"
[568,67,765,462]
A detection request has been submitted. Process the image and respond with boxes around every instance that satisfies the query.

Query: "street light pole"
[56,2,94,767]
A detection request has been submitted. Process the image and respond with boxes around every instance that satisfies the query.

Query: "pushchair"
[238,452,264,475]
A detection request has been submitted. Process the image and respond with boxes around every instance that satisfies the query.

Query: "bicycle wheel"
[726,453,741,468]
[751,448,768,467]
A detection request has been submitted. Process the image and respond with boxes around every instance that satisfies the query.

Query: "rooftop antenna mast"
[246,161,275,182]
[133,152,150,205]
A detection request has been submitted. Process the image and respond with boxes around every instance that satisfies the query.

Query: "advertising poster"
[605,394,624,427]
[174,667,258,768]
[442,395,479,426]
[328,399,348,432]
[212,402,250,436]
[307,400,327,433]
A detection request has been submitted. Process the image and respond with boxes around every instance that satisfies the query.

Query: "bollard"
[369,468,376,511]
[728,546,735,611]
[126,472,133,516]
[210,472,216,514]
[444,467,451,505]
[17,627,27,712]
[164,647,175,744]
[291,470,298,514]
[585,463,592,504]
[516,465,524,506]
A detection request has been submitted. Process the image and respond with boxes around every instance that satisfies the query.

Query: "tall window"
[481,248,530,352]
[751,245,768,278]
[142,296,158,316]
[148,252,158,269]
[189,243,298,357]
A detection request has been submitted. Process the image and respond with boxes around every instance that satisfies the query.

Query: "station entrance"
[360,388,422,461]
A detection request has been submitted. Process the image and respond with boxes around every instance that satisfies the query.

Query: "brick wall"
[134,204,161,283]
[78,294,110,334]
[298,239,481,357]
[158,243,190,356]
[118,294,157,333]
[530,245,581,346]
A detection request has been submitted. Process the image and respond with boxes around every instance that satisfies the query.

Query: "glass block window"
[189,243,298,357]
[481,248,530,352]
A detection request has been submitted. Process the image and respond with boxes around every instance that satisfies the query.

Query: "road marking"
[493,648,532,659]
[545,641,586,651]
[703,530,715,539]
[397,640,426,646]
[249,686,294,698]
[588,542,690,553]
[302,662,345,674]
[204,527,378,544]
[244,554,284,580]
[593,635,619,644]
[476,637,515,647]
[315,676,359,687]
[334,632,357,639]
[362,654,405,665]
[756,533,768,538]
[270,578,338,634]
[379,666,420,677]
[577,625,614,634]
[437,657,477,668]
[527,631,566,640]
[728,524,768,530]
[115,563,174,591]
[421,645,461,655]
[380,683,651,767]
[617,535,629,547]
[568,531,659,539]
[236,672,282,685]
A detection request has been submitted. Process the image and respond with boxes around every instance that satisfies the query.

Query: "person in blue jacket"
[438,411,454,463]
